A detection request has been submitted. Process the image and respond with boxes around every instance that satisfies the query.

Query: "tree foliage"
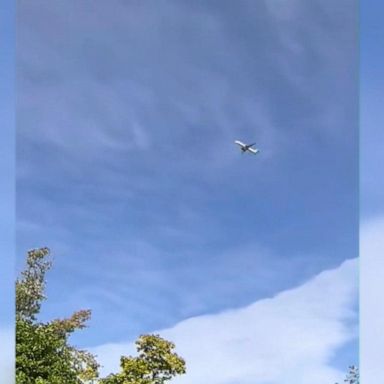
[336,366,359,384]
[16,247,52,320]
[343,365,359,384]
[100,334,186,384]
[16,248,99,384]
[15,248,186,384]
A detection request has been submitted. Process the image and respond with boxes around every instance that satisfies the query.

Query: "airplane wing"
[234,140,245,147]
[247,148,260,154]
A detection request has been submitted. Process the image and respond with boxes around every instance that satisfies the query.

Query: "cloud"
[35,238,343,345]
[0,327,15,384]
[360,216,384,382]
[91,259,357,384]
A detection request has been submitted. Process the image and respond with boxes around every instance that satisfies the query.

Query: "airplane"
[234,140,260,155]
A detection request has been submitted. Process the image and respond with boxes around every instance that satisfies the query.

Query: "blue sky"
[360,0,384,381]
[360,0,384,218]
[0,0,15,324]
[0,0,15,382]
[16,1,359,382]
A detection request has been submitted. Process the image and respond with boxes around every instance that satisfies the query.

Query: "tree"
[100,334,186,384]
[16,248,99,384]
[344,365,359,384]
[335,366,359,384]
[16,248,186,384]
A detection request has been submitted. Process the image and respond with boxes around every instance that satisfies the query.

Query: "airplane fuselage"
[234,140,259,155]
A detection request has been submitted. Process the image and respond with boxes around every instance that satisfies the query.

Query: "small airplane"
[234,140,260,155]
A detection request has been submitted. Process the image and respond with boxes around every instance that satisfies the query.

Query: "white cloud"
[360,216,384,382]
[91,259,357,384]
[0,327,15,384]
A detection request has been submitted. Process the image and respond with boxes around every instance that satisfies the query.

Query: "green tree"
[16,248,186,384]
[100,334,186,384]
[16,248,99,384]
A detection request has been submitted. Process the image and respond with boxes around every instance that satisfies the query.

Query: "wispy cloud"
[91,259,358,384]
[33,238,329,344]
[17,0,356,170]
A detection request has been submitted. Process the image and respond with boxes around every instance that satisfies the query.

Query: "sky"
[14,0,360,383]
[360,0,384,381]
[0,0,15,383]
[360,0,384,218]
[0,0,15,320]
